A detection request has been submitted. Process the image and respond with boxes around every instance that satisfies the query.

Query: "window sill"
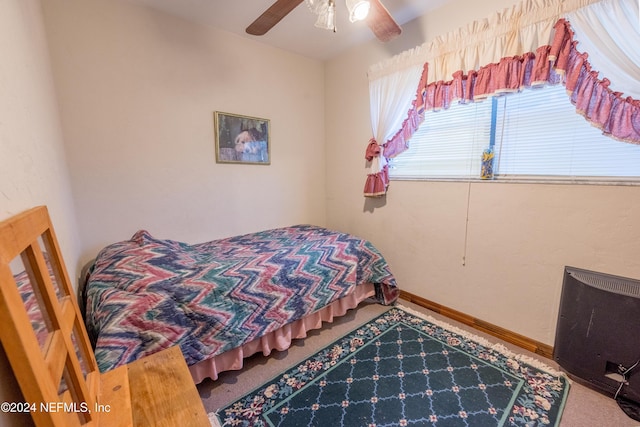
[389,176,640,186]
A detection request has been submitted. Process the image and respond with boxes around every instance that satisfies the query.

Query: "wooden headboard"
[0,206,101,426]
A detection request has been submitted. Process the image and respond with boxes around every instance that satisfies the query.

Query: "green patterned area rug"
[213,306,569,426]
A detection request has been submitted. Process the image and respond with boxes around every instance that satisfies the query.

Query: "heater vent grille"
[569,268,640,299]
[555,267,640,408]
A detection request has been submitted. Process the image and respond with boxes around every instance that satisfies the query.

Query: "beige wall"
[2,1,639,422]
[325,0,640,346]
[0,1,81,425]
[41,0,327,265]
[0,0,80,270]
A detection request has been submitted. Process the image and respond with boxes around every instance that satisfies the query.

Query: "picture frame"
[214,111,270,165]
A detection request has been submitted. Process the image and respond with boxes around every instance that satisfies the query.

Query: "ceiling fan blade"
[246,0,304,36]
[366,0,402,42]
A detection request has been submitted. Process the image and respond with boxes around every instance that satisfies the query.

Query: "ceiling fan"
[246,0,402,43]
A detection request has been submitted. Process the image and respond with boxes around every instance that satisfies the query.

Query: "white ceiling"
[127,0,447,60]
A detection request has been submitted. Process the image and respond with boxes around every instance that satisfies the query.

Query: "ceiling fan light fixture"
[346,0,370,22]
[304,0,326,15]
[314,0,336,31]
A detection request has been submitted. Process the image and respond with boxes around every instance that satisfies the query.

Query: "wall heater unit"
[554,266,640,421]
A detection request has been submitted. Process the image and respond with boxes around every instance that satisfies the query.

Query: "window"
[389,84,640,182]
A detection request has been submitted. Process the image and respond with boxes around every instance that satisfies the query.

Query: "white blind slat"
[390,85,640,181]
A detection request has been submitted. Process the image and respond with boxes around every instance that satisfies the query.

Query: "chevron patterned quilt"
[85,225,398,373]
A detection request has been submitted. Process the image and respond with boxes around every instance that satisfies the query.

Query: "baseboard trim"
[399,290,554,359]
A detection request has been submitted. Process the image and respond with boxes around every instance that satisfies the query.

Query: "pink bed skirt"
[189,283,376,384]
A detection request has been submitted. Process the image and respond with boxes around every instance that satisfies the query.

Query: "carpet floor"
[211,305,569,426]
[198,300,639,426]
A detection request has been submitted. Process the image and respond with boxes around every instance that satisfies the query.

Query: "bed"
[83,224,398,383]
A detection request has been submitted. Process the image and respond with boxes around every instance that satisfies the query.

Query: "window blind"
[495,85,640,179]
[389,101,493,179]
[389,84,640,181]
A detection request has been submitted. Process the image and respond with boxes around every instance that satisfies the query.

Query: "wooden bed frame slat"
[0,267,58,422]
[45,330,67,386]
[97,365,132,427]
[0,206,49,263]
[0,206,209,426]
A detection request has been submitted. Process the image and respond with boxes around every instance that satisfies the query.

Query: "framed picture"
[214,111,270,164]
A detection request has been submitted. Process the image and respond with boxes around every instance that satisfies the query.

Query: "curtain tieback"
[365,138,389,177]
[365,139,381,161]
